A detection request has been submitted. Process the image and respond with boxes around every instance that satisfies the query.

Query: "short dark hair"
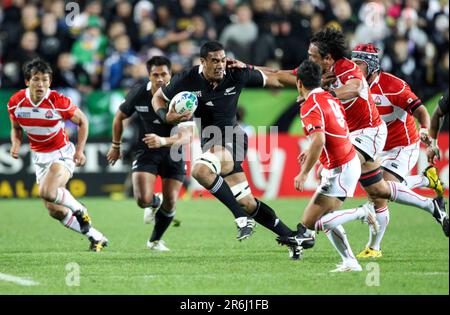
[23,58,53,81]
[310,27,347,61]
[200,41,224,59]
[146,56,172,74]
[296,60,322,89]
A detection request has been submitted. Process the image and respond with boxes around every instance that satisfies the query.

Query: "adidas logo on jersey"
[153,119,161,124]
[205,101,214,106]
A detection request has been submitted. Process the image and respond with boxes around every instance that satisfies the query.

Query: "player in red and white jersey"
[7,58,108,252]
[277,60,379,272]
[350,44,448,258]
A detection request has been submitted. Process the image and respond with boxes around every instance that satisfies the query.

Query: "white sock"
[54,188,84,212]
[325,225,357,263]
[404,175,430,189]
[315,207,366,231]
[60,211,82,234]
[388,181,434,214]
[368,205,390,251]
[86,227,103,241]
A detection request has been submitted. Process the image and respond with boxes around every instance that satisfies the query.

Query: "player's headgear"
[351,43,381,77]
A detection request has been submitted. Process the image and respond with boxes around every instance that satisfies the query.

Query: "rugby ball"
[169,91,198,115]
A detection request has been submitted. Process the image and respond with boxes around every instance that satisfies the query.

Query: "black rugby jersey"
[119,81,179,156]
[161,65,265,147]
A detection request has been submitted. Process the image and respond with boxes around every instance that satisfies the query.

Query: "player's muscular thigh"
[210,145,234,175]
[39,164,71,201]
[361,160,391,199]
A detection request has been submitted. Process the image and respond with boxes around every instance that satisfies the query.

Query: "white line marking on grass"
[0,273,39,286]
[404,272,449,276]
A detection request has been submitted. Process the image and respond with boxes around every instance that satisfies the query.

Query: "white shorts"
[349,121,387,161]
[379,141,420,180]
[32,142,76,184]
[317,155,361,198]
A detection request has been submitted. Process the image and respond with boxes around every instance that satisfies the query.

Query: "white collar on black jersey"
[25,88,50,108]
[147,81,152,91]
[306,87,324,98]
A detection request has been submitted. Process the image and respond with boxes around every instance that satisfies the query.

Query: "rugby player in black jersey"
[152,42,298,244]
[107,56,193,251]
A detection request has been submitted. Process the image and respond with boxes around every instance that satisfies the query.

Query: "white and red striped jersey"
[300,88,356,169]
[369,71,421,151]
[331,58,382,132]
[7,88,77,153]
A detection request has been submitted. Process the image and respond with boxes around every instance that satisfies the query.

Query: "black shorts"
[202,129,248,177]
[132,151,186,182]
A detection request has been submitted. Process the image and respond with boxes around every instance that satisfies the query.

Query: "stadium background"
[0,0,448,199]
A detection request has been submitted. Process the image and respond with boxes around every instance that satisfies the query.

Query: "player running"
[107,56,193,251]
[279,60,379,271]
[350,43,447,258]
[8,58,108,252]
[270,28,448,247]
[152,41,295,243]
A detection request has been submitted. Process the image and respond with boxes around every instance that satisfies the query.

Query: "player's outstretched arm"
[70,108,88,166]
[10,118,23,159]
[226,57,296,88]
[143,125,194,149]
[331,78,362,101]
[107,110,128,165]
[294,132,325,191]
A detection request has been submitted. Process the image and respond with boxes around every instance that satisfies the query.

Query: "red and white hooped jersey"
[369,72,421,151]
[300,87,356,169]
[7,88,77,153]
[331,58,382,132]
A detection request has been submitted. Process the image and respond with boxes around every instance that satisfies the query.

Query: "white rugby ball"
[169,91,198,115]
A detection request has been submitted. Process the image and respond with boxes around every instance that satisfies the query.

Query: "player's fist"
[73,150,86,167]
[10,143,20,159]
[107,146,122,165]
[419,128,432,146]
[426,145,441,164]
[322,71,336,87]
[143,133,166,148]
[294,172,308,191]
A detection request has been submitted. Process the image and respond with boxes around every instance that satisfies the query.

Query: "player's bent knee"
[39,186,57,202]
[162,196,177,211]
[192,152,222,179]
[136,196,153,209]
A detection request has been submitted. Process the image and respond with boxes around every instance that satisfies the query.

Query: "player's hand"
[294,172,308,191]
[10,143,20,159]
[143,133,166,148]
[226,57,246,69]
[426,145,441,164]
[73,150,86,167]
[107,146,122,165]
[419,128,432,147]
[166,105,192,125]
[322,71,336,87]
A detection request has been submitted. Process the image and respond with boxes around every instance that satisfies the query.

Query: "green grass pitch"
[0,197,448,295]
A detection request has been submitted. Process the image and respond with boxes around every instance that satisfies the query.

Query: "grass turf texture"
[0,197,448,295]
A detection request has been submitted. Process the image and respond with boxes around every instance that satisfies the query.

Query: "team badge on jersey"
[45,110,54,119]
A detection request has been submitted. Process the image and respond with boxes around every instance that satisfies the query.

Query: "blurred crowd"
[0,0,448,101]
